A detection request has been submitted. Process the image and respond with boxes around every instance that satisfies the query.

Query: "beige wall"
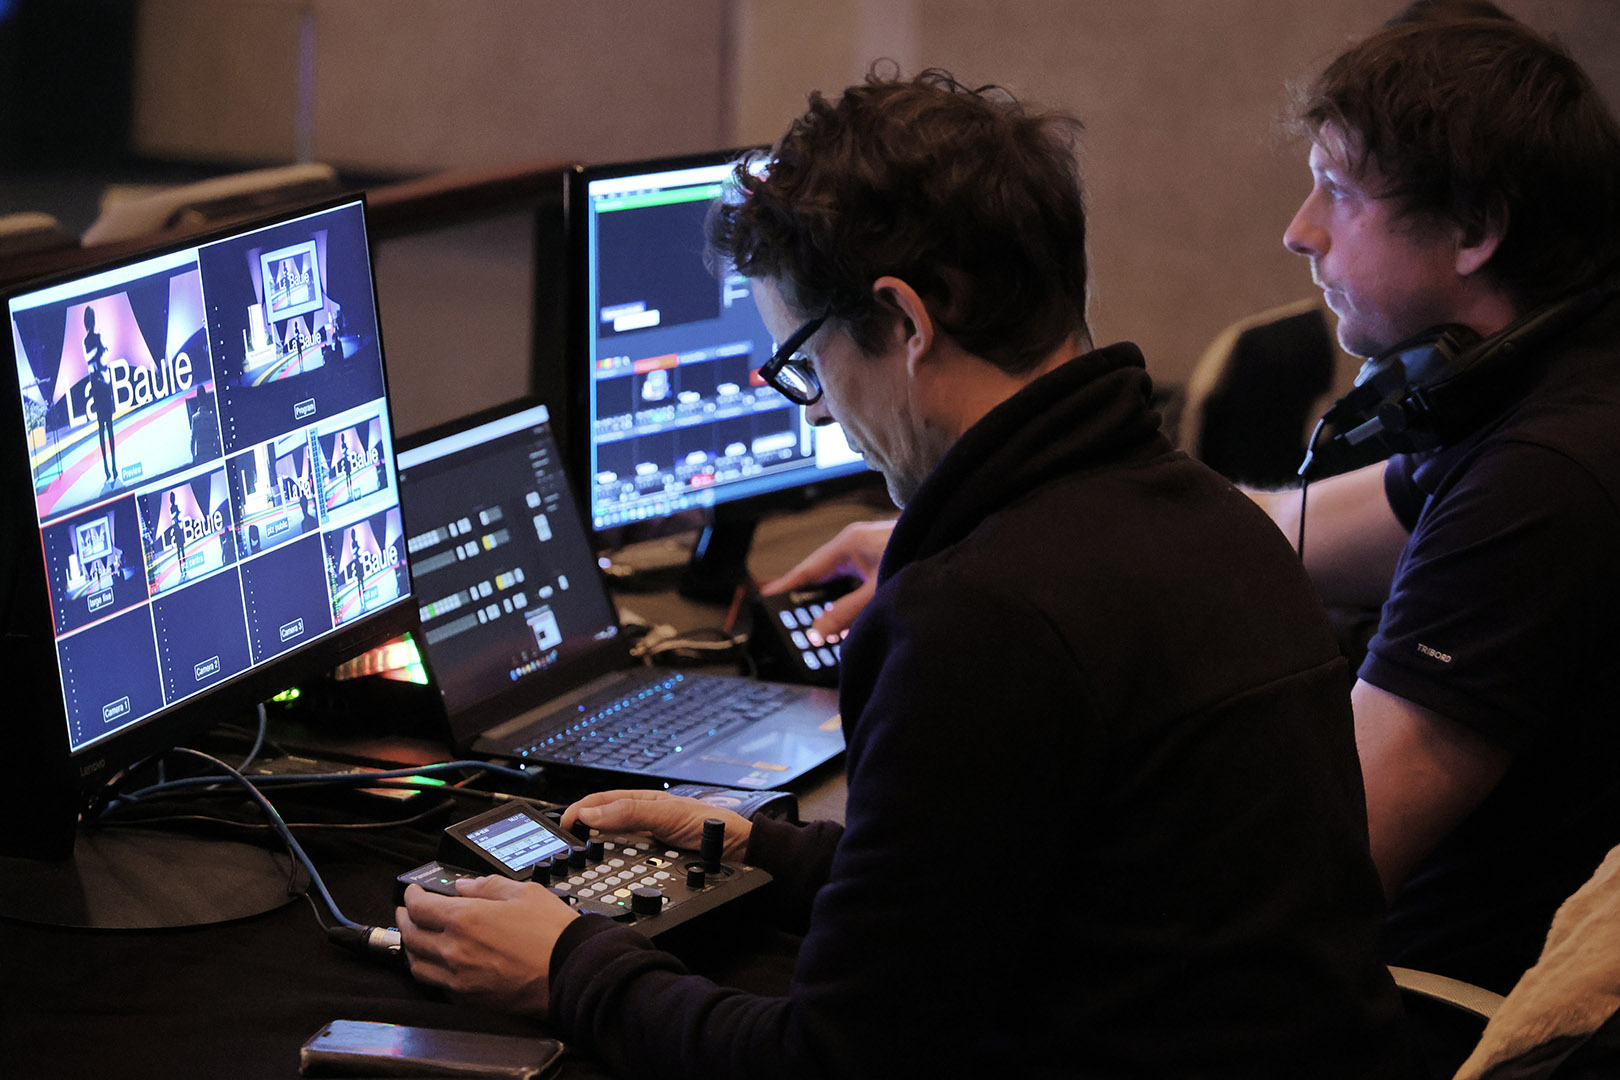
[134,0,307,165]
[134,0,733,170]
[133,0,1620,389]
[730,0,1620,386]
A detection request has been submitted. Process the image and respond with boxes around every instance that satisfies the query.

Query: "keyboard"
[512,673,800,772]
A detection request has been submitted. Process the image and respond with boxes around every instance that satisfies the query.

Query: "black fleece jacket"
[549,344,1415,1079]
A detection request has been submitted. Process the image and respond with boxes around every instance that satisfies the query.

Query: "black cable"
[1295,417,1330,564]
[93,747,408,959]
[92,751,548,959]
[101,796,456,834]
[112,758,540,805]
[1297,476,1311,564]
[144,748,370,928]
[299,889,339,936]
[213,720,295,761]
[237,703,269,773]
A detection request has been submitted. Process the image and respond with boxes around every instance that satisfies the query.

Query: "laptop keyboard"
[513,673,801,772]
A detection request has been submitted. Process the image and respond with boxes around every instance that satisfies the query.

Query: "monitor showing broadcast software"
[568,152,871,596]
[2,195,415,863]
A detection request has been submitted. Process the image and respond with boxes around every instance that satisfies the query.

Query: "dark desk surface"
[0,496,882,1079]
[0,779,823,1080]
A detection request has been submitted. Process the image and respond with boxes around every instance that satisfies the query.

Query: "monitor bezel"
[0,193,419,857]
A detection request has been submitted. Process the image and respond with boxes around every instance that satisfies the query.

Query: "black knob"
[686,864,706,889]
[631,887,663,917]
[568,844,587,869]
[532,856,553,882]
[700,817,724,873]
[570,818,591,841]
[585,838,606,862]
[546,857,568,882]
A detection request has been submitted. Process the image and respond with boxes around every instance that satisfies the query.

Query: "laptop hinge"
[476,669,637,744]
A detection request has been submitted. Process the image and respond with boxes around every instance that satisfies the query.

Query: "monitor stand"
[0,825,307,930]
[678,504,760,604]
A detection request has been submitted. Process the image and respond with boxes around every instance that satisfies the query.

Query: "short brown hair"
[707,68,1089,374]
[1296,6,1620,307]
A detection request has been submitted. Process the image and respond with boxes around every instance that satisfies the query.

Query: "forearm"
[550,917,819,1080]
[746,815,843,932]
[1242,462,1406,610]
[1353,680,1511,900]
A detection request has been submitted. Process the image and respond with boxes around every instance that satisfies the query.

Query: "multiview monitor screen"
[573,153,868,533]
[7,197,412,757]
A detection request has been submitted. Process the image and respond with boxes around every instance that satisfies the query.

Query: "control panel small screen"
[444,804,575,876]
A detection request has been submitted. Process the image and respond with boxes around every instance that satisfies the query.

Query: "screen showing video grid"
[8,199,409,752]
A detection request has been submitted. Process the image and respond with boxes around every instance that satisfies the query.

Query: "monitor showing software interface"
[9,198,409,753]
[580,157,866,531]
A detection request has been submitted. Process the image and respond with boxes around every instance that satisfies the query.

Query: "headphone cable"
[1294,417,1330,564]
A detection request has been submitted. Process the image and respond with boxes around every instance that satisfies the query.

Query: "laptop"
[394,399,845,789]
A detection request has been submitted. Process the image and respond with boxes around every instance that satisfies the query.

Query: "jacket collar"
[879,342,1168,580]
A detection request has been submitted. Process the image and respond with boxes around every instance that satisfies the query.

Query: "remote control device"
[748,576,859,686]
[397,802,771,937]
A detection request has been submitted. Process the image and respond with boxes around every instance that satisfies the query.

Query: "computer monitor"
[0,195,415,904]
[566,151,872,600]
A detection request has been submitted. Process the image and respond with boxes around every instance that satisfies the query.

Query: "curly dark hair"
[1295,4,1620,308]
[707,67,1089,374]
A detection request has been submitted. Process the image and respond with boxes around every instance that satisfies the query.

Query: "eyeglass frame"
[757,308,832,406]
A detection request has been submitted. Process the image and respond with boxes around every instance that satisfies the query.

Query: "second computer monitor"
[568,151,870,595]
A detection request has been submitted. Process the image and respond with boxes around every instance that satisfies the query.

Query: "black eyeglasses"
[758,310,830,406]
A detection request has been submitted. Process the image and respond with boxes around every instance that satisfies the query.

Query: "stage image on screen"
[40,496,146,636]
[258,240,325,323]
[325,506,406,626]
[7,197,412,755]
[226,429,319,559]
[12,264,220,524]
[138,467,236,597]
[199,204,384,454]
[315,410,393,520]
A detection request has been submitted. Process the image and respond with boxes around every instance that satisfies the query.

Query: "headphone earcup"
[1301,276,1620,480]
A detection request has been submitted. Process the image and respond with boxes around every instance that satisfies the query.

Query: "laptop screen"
[396,402,621,720]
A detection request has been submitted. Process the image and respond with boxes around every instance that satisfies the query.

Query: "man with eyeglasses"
[398,69,1414,1078]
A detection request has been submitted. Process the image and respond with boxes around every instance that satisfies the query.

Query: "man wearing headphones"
[1257,4,1620,996]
